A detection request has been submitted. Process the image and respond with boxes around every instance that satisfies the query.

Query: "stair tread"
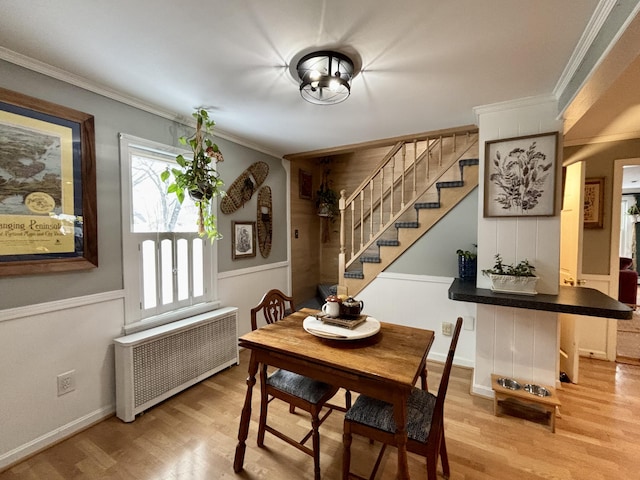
[415,202,441,209]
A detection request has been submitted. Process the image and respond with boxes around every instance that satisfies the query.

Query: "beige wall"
[290,159,322,303]
[565,138,640,275]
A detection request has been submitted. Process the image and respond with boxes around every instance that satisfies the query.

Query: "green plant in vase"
[456,245,477,280]
[160,109,225,241]
[482,254,538,294]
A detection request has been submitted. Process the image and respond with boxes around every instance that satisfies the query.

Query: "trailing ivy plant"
[160,109,225,241]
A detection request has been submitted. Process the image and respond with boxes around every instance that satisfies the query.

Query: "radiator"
[114,307,239,422]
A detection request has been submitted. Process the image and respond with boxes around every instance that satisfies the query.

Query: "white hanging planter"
[489,274,539,295]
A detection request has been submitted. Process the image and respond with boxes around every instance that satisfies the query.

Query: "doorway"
[612,159,640,365]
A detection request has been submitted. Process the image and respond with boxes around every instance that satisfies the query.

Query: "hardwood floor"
[1,351,639,480]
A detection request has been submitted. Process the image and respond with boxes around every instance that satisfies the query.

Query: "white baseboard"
[579,348,608,361]
[472,384,494,398]
[0,405,114,471]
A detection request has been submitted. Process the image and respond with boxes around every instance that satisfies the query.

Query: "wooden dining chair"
[342,317,463,480]
[251,289,342,480]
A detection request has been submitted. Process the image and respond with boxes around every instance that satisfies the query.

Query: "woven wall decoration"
[220,161,269,214]
[257,186,272,258]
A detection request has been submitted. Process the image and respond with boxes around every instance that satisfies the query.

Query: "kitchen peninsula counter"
[448,278,633,320]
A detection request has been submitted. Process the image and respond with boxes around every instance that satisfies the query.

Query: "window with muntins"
[119,134,216,329]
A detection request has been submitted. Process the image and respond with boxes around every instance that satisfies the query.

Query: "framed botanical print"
[484,132,558,217]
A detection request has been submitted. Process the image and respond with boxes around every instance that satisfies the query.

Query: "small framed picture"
[232,221,256,259]
[299,169,312,200]
[584,177,604,228]
[484,132,558,217]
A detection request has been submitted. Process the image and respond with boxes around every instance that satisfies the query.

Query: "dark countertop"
[448,278,633,320]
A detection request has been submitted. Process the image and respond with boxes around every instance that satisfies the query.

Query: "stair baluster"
[338,129,479,294]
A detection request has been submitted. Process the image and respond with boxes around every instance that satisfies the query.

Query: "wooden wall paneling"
[290,159,322,303]
[532,311,559,386]
[513,308,536,381]
[474,304,497,396]
[493,306,516,378]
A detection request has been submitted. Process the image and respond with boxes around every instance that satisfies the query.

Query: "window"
[119,134,218,330]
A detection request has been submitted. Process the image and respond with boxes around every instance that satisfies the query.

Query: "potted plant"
[456,245,477,280]
[482,254,539,294]
[160,109,225,241]
[316,166,339,218]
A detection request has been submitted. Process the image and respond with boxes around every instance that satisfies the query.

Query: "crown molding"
[473,94,557,121]
[0,47,283,159]
[0,47,180,121]
[553,0,619,99]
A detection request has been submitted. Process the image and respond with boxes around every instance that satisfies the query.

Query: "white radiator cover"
[114,307,239,422]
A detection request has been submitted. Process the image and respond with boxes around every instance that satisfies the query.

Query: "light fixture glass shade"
[296,50,354,105]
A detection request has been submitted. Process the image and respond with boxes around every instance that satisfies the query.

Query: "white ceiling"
[0,0,626,158]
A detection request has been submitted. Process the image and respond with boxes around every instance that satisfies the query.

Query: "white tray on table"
[303,315,381,340]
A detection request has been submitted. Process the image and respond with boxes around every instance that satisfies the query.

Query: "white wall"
[359,273,476,368]
[473,96,564,396]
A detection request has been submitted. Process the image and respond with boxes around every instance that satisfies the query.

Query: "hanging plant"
[160,109,225,241]
[316,164,339,218]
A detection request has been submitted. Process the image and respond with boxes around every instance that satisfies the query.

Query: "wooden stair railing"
[338,128,478,292]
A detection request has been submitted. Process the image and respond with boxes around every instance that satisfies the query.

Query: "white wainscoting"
[0,292,125,470]
[474,304,558,398]
[0,261,290,470]
[578,274,617,361]
[218,261,290,337]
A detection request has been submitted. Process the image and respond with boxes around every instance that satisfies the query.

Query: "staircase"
[338,129,479,297]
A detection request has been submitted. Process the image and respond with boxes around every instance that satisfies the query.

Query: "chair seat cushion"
[345,387,436,443]
[267,369,336,404]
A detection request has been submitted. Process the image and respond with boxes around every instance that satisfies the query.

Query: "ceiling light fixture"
[296,50,355,105]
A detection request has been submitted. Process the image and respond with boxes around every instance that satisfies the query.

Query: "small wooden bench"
[491,374,561,433]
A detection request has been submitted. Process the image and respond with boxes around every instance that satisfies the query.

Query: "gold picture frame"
[0,87,97,276]
[584,177,604,228]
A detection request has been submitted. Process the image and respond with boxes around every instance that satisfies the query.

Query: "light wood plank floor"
[1,351,639,479]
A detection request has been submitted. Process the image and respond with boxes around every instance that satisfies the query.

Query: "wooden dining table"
[233,308,435,480]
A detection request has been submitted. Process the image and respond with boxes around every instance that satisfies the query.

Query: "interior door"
[559,161,585,384]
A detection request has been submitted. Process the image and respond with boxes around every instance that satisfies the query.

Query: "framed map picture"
[0,87,97,276]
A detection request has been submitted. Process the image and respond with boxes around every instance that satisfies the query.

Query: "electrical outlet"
[57,370,76,396]
[442,322,453,336]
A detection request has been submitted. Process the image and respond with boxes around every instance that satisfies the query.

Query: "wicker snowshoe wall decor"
[257,186,272,258]
[220,161,269,214]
